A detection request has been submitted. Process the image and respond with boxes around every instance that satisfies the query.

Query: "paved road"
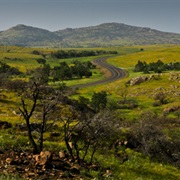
[71,57,126,89]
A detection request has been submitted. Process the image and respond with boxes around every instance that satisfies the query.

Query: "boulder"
[129,76,149,85]
[33,151,52,166]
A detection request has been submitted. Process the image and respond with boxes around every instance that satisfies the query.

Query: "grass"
[91,148,180,180]
[0,174,24,180]
[107,44,180,69]
[0,45,180,179]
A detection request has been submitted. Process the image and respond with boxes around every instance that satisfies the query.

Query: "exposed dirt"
[0,150,100,180]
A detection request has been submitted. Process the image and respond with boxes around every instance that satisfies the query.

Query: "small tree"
[19,82,61,153]
[91,91,107,112]
[71,110,121,164]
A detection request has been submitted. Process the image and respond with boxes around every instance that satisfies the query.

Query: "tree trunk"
[26,118,39,154]
[65,137,74,161]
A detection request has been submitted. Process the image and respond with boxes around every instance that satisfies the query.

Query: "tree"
[134,60,147,72]
[19,82,61,153]
[70,110,121,164]
[52,62,72,80]
[36,58,46,65]
[0,61,21,75]
[91,91,107,112]
[32,64,50,84]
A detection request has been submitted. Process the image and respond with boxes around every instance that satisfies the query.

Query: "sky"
[0,0,179,33]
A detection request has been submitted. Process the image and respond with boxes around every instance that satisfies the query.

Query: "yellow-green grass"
[92,148,180,180]
[107,44,180,70]
[78,44,180,95]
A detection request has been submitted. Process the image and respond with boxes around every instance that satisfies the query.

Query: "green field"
[0,45,180,179]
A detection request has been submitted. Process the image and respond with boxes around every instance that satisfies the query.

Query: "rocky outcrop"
[128,74,160,86]
[0,150,82,179]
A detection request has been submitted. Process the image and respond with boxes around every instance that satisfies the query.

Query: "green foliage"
[36,58,46,64]
[0,45,180,179]
[0,174,24,180]
[91,91,107,112]
[134,60,180,74]
[0,61,21,75]
[127,113,180,168]
[52,60,93,81]
[31,64,50,84]
[51,49,118,59]
[32,50,41,55]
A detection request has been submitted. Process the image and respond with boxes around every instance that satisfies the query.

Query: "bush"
[127,113,180,167]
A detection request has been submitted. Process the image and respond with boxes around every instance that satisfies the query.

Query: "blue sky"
[0,0,179,33]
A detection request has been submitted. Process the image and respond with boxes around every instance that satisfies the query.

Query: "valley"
[0,44,180,179]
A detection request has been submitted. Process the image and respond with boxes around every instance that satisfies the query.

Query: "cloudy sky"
[0,0,179,33]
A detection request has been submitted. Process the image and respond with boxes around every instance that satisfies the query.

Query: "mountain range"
[0,23,180,47]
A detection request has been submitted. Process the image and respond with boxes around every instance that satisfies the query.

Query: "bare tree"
[63,110,121,165]
[19,82,61,153]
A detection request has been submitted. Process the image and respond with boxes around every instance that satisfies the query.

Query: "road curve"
[71,57,127,89]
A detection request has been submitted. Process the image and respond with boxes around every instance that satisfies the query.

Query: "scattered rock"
[129,74,161,86]
[169,72,180,81]
[0,150,99,179]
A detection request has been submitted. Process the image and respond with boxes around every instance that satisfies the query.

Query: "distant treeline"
[134,60,180,73]
[50,50,118,59]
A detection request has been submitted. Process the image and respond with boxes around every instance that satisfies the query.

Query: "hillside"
[0,23,180,47]
[0,24,61,46]
[55,23,180,47]
[0,45,180,179]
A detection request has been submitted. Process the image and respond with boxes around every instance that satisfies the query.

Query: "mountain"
[0,23,180,47]
[0,24,61,46]
[55,23,180,47]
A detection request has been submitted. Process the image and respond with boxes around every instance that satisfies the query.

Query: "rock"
[68,142,73,149]
[12,111,17,115]
[33,151,52,166]
[59,151,65,159]
[6,158,12,164]
[129,76,149,85]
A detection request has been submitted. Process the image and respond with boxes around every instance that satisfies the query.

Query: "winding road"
[71,57,127,89]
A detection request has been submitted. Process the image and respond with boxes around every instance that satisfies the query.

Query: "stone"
[39,151,52,165]
[6,158,12,164]
[129,76,149,85]
[59,151,65,159]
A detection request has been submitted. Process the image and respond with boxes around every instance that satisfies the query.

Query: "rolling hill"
[0,24,61,46]
[0,23,180,47]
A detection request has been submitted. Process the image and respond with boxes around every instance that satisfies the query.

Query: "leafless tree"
[19,82,61,153]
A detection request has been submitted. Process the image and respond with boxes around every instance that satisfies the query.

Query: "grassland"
[0,45,180,179]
